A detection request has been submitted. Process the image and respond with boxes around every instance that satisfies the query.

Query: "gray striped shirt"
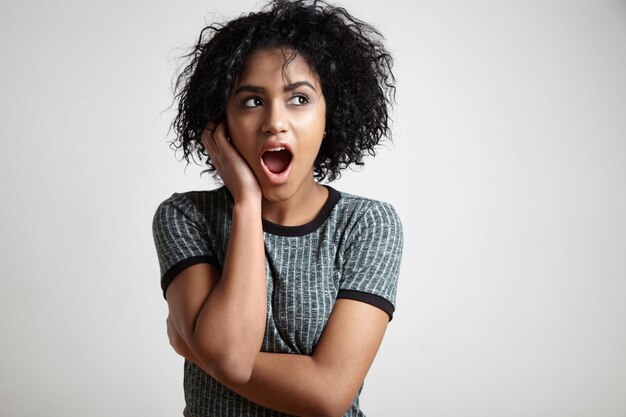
[152,185,403,417]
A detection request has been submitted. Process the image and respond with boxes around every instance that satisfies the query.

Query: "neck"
[261,179,328,226]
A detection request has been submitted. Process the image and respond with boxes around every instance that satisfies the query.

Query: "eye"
[288,94,309,106]
[242,97,263,108]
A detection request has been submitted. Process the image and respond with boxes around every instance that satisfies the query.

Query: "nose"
[261,100,288,135]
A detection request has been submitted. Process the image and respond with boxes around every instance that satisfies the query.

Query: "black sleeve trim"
[336,289,395,321]
[161,255,220,299]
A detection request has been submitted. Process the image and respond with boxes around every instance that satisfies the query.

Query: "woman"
[152,1,403,416]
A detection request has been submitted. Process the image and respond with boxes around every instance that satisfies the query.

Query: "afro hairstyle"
[169,0,396,181]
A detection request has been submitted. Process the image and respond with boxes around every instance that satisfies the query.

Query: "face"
[225,48,326,203]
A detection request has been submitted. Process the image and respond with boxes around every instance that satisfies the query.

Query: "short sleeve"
[337,202,403,321]
[152,193,219,299]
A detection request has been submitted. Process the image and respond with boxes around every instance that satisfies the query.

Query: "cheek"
[226,115,252,148]
[226,129,260,167]
[227,112,258,136]
[225,112,240,137]
[293,108,326,135]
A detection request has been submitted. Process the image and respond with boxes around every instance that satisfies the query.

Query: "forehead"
[236,48,321,90]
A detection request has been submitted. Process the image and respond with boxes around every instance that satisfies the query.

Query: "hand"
[201,121,262,205]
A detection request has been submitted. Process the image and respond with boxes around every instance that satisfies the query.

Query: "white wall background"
[1,0,625,416]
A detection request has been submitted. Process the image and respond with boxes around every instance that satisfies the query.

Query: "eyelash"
[288,94,310,106]
[241,94,310,108]
[242,97,263,108]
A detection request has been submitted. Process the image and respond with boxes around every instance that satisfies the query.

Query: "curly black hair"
[169,0,395,181]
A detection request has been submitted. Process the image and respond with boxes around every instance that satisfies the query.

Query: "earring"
[323,131,327,138]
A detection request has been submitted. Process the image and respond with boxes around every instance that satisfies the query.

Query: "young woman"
[152,1,403,416]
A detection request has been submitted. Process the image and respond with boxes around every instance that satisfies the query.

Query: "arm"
[166,199,402,416]
[236,299,390,417]
[168,297,390,417]
[165,122,266,385]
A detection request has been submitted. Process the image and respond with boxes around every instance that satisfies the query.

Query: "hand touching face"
[201,120,262,204]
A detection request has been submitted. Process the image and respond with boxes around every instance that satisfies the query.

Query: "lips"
[262,147,292,173]
[260,143,293,184]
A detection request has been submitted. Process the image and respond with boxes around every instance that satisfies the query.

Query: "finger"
[201,126,219,158]
[213,122,230,152]
[205,121,217,132]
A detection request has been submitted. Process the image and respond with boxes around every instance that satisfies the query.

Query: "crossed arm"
[166,261,389,417]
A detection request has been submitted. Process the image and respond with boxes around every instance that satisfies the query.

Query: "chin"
[260,182,295,203]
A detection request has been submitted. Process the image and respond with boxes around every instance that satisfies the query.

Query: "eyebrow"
[234,81,317,95]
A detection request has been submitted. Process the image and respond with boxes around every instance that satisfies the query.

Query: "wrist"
[232,197,262,217]
[229,186,262,205]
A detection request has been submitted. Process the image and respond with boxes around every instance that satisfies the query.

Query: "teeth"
[267,147,285,152]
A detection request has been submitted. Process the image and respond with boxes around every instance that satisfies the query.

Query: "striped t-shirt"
[152,185,403,417]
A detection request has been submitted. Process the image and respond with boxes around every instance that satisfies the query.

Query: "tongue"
[263,150,291,174]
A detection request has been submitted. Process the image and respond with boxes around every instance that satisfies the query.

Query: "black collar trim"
[262,185,341,237]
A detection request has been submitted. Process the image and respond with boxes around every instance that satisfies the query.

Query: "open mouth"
[261,147,293,181]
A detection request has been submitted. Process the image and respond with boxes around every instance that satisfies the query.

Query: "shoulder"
[332,189,402,234]
[153,186,231,220]
[152,187,233,238]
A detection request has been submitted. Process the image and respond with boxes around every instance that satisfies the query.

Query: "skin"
[165,48,390,417]
[224,47,329,225]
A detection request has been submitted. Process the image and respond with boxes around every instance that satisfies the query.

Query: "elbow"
[317,403,351,417]
[211,354,254,386]
[312,389,354,417]
[306,362,359,417]
[190,339,255,386]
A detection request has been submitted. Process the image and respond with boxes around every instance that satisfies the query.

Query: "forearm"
[225,352,336,417]
[170,323,332,416]
[222,300,385,416]
[168,298,386,417]
[192,200,267,381]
